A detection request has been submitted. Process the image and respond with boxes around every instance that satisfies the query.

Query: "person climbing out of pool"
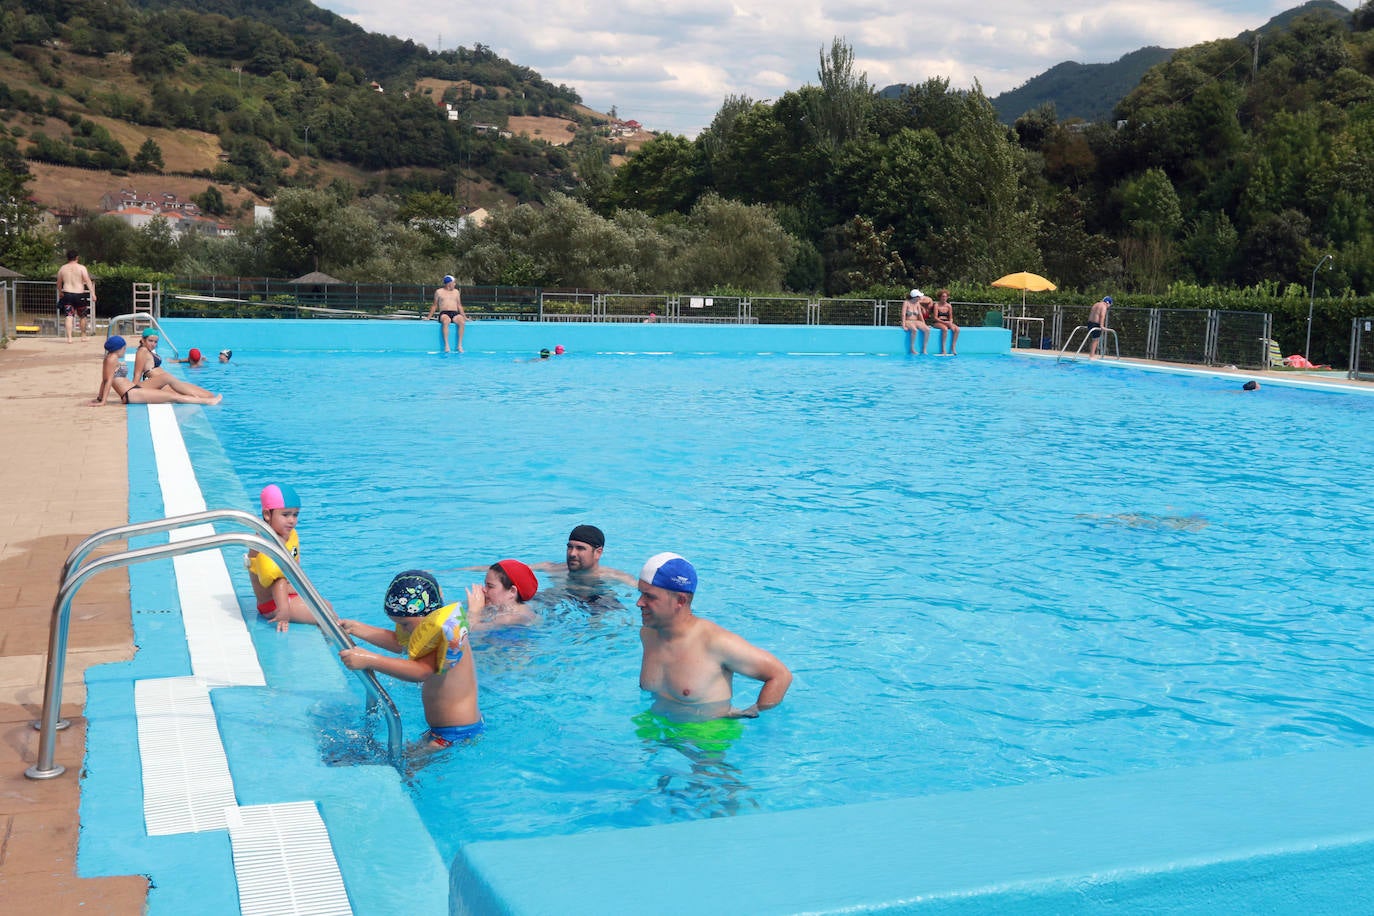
[530,524,636,606]
[467,559,540,630]
[637,553,792,721]
[424,275,466,353]
[339,570,483,749]
[247,483,325,632]
[90,336,223,406]
[1087,295,1112,358]
[900,289,930,355]
[931,289,960,355]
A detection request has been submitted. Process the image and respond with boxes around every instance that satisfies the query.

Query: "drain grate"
[227,802,353,915]
[135,677,237,835]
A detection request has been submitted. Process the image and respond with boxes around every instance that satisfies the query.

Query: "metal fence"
[3,277,1274,369]
[1351,317,1374,381]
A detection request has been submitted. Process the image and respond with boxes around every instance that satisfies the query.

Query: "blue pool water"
[179,351,1374,864]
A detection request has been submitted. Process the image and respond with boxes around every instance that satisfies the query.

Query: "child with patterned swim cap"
[339,570,483,749]
[468,559,540,630]
[247,483,326,632]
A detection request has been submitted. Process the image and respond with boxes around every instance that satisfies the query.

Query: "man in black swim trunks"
[56,250,96,343]
[1087,295,1112,358]
[425,275,467,353]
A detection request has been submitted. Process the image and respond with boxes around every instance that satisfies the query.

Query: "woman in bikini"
[931,289,960,355]
[92,336,222,406]
[134,328,217,399]
[901,289,930,355]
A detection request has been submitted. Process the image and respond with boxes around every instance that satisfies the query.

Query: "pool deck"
[0,337,149,913]
[1,333,1371,916]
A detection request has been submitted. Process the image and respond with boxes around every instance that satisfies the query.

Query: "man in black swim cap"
[528,524,636,603]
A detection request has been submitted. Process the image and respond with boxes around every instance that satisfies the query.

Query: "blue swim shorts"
[425,718,485,748]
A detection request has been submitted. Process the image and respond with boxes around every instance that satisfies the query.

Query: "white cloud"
[334,1,1321,136]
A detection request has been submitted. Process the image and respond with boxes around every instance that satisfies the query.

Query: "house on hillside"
[100,188,200,217]
[472,123,513,139]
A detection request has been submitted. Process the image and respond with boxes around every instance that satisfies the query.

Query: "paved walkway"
[0,337,148,914]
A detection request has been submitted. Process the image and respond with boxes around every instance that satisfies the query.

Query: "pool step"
[135,677,236,835]
[452,746,1374,914]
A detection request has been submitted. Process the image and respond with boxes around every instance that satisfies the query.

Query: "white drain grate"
[135,677,237,835]
[227,802,353,916]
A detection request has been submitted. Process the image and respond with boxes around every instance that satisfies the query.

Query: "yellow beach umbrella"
[991,271,1057,308]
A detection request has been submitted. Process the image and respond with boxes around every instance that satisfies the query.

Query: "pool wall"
[156,318,1011,355]
[453,746,1374,914]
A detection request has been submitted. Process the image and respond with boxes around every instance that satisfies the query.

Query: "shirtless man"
[932,288,960,355]
[531,524,636,607]
[900,288,929,355]
[1087,295,1112,358]
[425,275,466,353]
[56,250,96,343]
[637,552,791,721]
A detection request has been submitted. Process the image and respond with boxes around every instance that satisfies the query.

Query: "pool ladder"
[25,509,404,779]
[1058,325,1120,361]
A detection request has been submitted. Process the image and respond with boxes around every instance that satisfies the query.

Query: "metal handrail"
[1058,325,1120,361]
[26,512,403,778]
[107,312,181,358]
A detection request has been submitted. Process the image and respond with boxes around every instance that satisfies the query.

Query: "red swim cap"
[189,348,202,362]
[496,559,538,601]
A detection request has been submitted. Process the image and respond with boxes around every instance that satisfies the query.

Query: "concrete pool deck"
[3,331,1372,915]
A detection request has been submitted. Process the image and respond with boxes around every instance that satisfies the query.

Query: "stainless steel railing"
[26,509,403,778]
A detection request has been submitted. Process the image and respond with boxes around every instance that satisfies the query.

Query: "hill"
[0,0,645,219]
[989,47,1175,124]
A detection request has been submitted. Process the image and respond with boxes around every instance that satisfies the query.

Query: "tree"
[193,185,228,216]
[132,137,165,173]
[808,37,872,151]
[0,137,48,272]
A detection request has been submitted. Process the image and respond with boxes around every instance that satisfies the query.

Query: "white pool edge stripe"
[136,677,237,835]
[227,802,353,916]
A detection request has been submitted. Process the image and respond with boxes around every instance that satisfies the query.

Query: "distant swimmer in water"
[467,559,540,630]
[1076,512,1209,532]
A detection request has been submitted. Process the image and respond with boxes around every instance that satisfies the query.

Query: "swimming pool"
[79,326,1374,912]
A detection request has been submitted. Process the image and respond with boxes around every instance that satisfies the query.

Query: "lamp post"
[1306,253,1334,362]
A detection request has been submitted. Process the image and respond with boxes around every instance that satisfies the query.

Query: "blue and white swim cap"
[640,552,697,593]
[442,275,455,284]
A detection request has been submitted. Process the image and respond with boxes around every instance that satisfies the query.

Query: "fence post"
[1204,310,1219,365]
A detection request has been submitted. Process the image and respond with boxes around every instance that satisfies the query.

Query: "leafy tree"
[808,37,872,151]
[0,137,50,273]
[193,185,228,216]
[679,193,797,292]
[132,137,165,173]
[606,135,705,215]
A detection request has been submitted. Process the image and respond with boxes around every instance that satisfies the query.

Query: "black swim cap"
[569,524,605,548]
[1243,380,1259,391]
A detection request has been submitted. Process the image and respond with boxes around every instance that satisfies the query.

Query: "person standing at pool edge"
[1088,295,1112,358]
[425,275,466,353]
[56,249,96,343]
[638,553,791,719]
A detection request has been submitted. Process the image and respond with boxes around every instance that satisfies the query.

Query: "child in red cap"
[468,559,539,630]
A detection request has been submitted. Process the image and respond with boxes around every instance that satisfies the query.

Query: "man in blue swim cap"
[637,552,792,721]
[1088,295,1112,359]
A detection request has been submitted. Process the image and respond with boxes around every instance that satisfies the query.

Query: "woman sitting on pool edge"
[91,336,222,406]
[134,327,217,400]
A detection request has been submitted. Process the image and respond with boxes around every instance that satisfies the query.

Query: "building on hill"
[101,189,200,218]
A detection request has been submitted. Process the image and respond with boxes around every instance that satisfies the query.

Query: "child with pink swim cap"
[247,483,330,632]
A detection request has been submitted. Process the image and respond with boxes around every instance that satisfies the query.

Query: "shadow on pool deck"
[0,337,148,914]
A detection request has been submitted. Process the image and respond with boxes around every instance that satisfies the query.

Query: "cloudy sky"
[327,1,1342,136]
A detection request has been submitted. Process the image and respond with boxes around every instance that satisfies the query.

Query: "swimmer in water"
[530,524,636,607]
[467,559,540,630]
[637,553,791,721]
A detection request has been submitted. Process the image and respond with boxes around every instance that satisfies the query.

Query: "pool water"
[183,352,1374,862]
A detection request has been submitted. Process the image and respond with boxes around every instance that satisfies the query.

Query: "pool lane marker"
[147,404,265,687]
[227,802,352,916]
[135,677,237,835]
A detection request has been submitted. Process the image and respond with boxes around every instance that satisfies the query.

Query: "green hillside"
[990,47,1174,124]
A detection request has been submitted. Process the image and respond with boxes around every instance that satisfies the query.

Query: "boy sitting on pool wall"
[247,484,325,632]
[339,570,483,748]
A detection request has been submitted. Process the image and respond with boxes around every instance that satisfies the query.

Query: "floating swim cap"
[640,552,697,594]
[569,524,605,549]
[141,327,159,338]
[554,345,565,355]
[189,348,202,362]
[496,559,538,601]
[442,275,455,284]
[260,483,301,511]
[104,335,126,352]
[383,570,444,618]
